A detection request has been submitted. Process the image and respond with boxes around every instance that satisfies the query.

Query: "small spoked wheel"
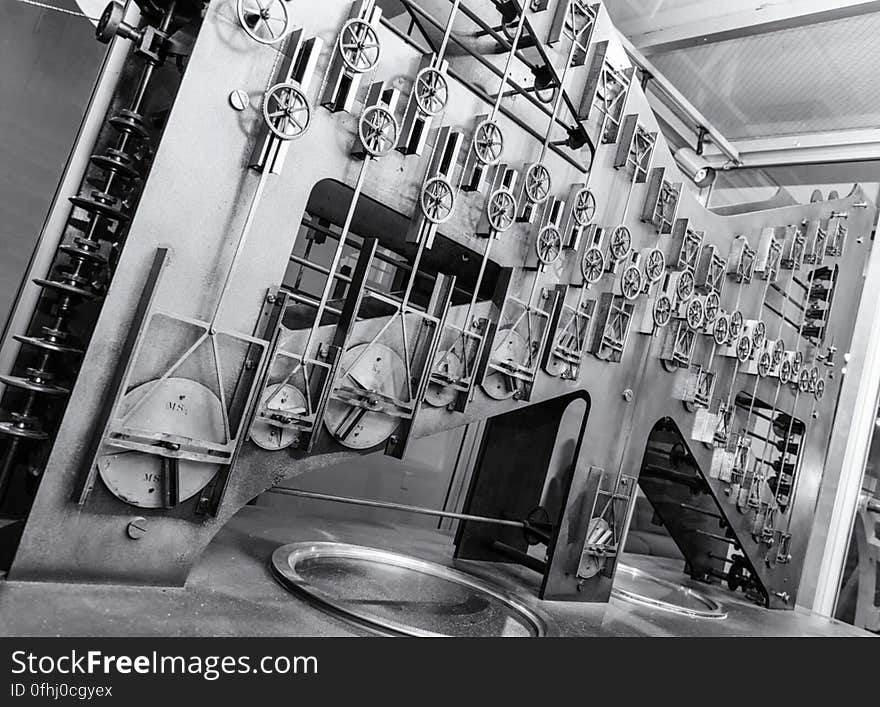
[571,187,596,227]
[338,18,381,73]
[262,83,311,140]
[643,248,666,283]
[653,294,672,328]
[676,270,695,303]
[414,67,449,116]
[420,177,455,224]
[473,120,504,165]
[487,188,517,232]
[713,315,729,346]
[237,0,291,45]
[524,163,552,204]
[536,226,563,265]
[581,246,605,284]
[686,298,704,330]
[757,352,771,378]
[620,265,643,300]
[358,105,399,157]
[608,225,631,261]
[704,292,720,324]
[736,335,752,363]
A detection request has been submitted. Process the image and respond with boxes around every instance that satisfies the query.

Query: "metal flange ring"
[524,163,552,204]
[581,246,605,284]
[757,352,771,378]
[620,265,643,300]
[487,188,517,232]
[263,83,311,140]
[736,335,752,363]
[420,177,455,224]
[643,248,666,283]
[358,105,399,157]
[473,120,504,165]
[338,18,381,73]
[572,187,596,227]
[713,315,729,346]
[653,294,673,328]
[686,298,704,330]
[414,67,449,116]
[237,0,291,45]
[535,226,563,265]
[608,225,631,261]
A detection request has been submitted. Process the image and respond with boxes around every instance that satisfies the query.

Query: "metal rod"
[269,487,528,529]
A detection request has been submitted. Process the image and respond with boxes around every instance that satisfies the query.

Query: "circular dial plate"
[323,343,407,450]
[250,383,306,451]
[97,378,223,509]
[482,329,527,400]
[425,349,464,408]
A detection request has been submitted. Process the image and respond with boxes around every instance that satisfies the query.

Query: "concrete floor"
[0,497,872,637]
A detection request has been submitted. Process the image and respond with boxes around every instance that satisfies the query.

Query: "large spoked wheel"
[473,120,504,165]
[420,177,455,224]
[263,83,311,140]
[358,105,400,157]
[487,188,517,232]
[338,19,381,73]
[237,0,291,45]
[535,226,563,265]
[414,67,449,116]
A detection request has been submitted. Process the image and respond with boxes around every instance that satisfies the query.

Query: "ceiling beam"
[702,128,880,170]
[608,0,880,56]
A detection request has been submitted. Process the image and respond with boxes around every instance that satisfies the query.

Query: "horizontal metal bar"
[289,253,353,283]
[269,487,529,529]
[282,289,343,317]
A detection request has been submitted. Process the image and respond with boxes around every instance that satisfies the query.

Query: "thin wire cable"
[6,0,101,20]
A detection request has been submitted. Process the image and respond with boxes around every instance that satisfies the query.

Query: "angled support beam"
[609,0,880,56]
[703,129,880,169]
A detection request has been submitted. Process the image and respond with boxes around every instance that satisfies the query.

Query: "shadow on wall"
[0,4,104,327]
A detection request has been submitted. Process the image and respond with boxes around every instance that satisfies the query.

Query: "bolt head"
[127,517,147,540]
[228,89,249,112]
[622,388,634,402]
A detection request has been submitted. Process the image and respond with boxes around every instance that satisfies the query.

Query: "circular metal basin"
[612,563,727,620]
[271,542,548,637]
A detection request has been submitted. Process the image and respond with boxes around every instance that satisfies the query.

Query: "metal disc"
[323,343,407,450]
[97,377,223,509]
[482,329,527,400]
[425,349,464,408]
[250,383,306,451]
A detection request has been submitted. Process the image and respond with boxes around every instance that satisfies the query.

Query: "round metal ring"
[271,542,550,637]
[612,563,727,620]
